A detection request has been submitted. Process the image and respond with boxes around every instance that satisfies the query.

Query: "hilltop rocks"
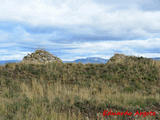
[107,54,127,64]
[22,49,62,64]
[107,53,152,65]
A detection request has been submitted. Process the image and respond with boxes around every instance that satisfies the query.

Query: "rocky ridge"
[22,49,62,64]
[107,53,153,65]
[107,54,127,64]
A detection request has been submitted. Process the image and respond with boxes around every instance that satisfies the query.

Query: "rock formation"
[107,53,150,65]
[107,54,126,64]
[22,49,62,64]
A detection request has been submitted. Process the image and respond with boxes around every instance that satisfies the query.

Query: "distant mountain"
[64,57,108,64]
[0,60,20,65]
[152,57,160,60]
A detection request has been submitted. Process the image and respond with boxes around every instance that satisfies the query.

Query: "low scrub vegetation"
[0,55,159,120]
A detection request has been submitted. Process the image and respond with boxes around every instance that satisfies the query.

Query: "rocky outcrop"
[107,54,127,64]
[107,53,152,65]
[22,49,62,64]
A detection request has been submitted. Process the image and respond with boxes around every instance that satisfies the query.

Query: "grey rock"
[22,49,62,64]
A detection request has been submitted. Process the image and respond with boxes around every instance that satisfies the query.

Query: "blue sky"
[0,0,160,61]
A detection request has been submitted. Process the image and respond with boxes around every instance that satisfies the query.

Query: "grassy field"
[0,54,159,120]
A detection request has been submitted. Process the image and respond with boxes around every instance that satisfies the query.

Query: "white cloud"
[1,38,160,61]
[0,50,29,60]
[61,38,160,60]
[1,0,160,38]
[1,0,160,60]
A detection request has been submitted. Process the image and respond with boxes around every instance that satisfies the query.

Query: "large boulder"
[22,49,62,64]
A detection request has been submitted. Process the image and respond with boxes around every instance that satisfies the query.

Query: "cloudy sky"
[0,0,160,61]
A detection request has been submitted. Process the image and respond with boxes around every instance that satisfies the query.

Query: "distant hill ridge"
[0,60,20,65]
[64,57,108,64]
[0,50,160,65]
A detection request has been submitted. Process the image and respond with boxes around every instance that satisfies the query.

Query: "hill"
[0,52,159,120]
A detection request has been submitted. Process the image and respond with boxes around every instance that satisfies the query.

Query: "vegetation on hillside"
[0,54,159,120]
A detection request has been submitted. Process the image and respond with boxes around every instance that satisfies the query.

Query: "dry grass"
[0,55,159,119]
